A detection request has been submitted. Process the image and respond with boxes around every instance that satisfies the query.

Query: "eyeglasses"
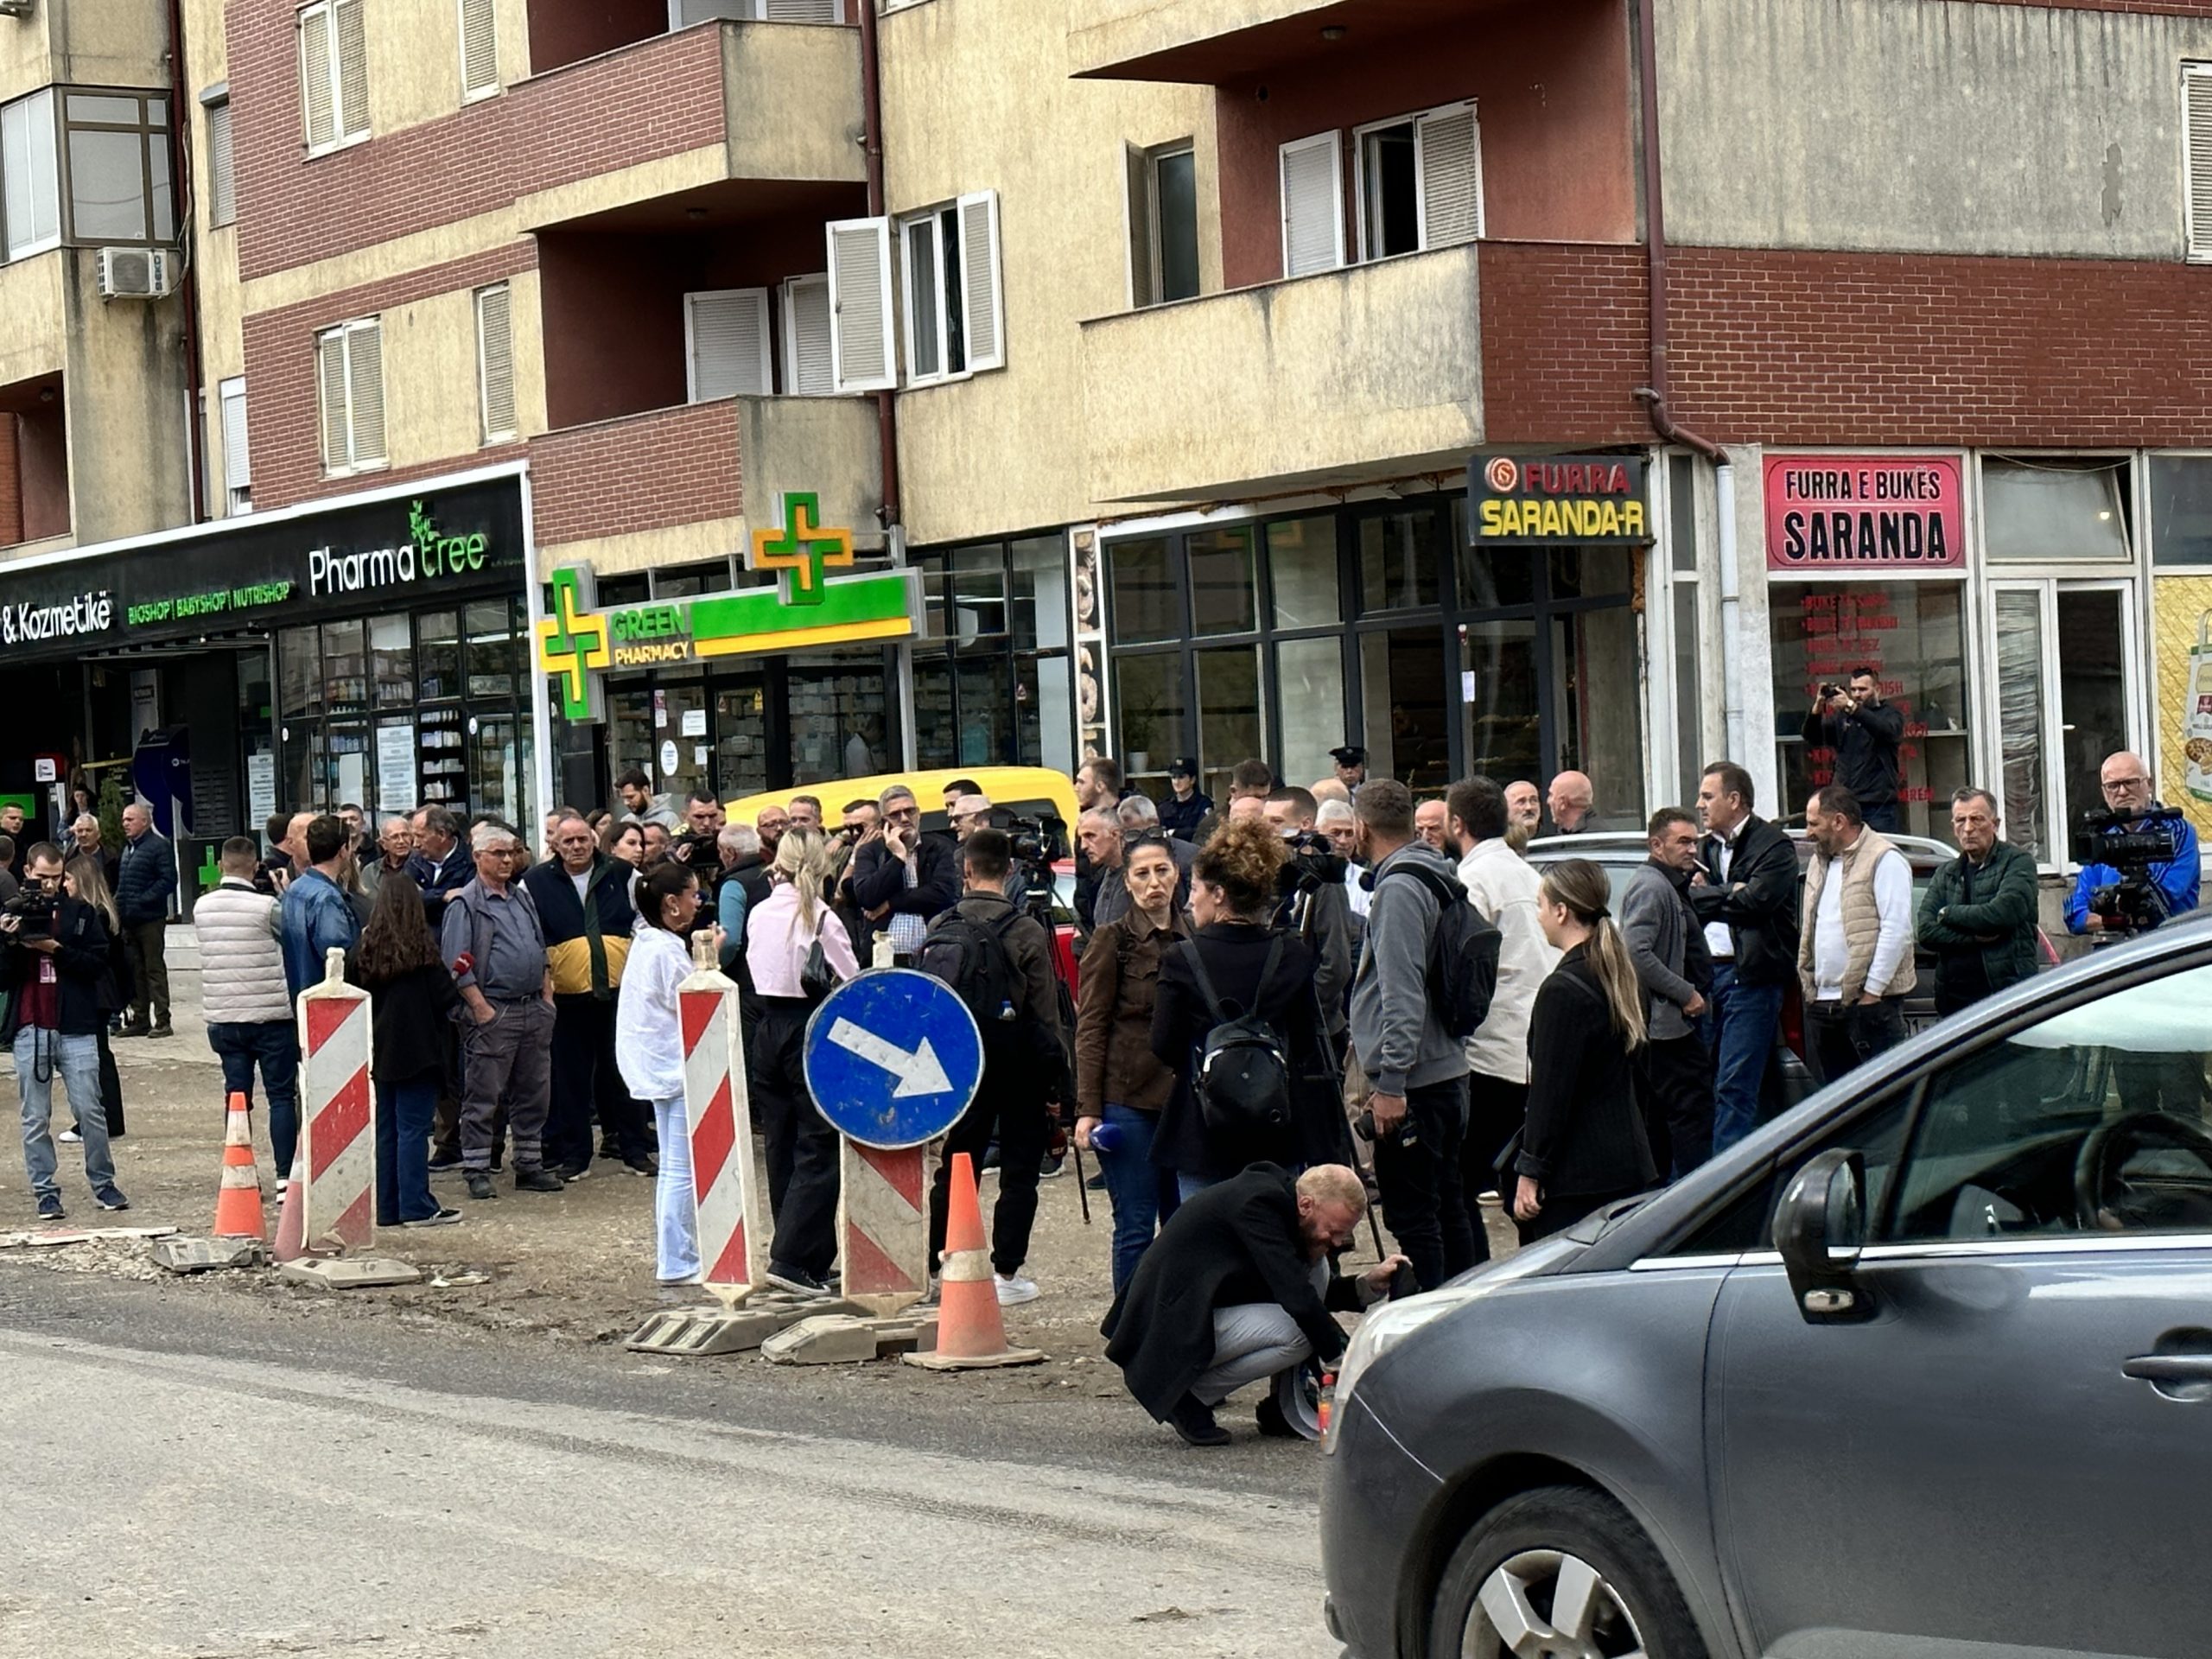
[2104,776,2149,791]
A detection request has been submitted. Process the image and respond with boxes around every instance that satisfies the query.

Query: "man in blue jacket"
[116,802,178,1039]
[280,816,361,1001]
[2066,751,2200,938]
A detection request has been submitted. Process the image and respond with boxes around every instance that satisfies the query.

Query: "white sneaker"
[57,1129,82,1144]
[994,1272,1039,1306]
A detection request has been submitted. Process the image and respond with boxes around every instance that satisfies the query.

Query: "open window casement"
[1414,102,1482,247]
[1279,130,1344,278]
[780,274,836,396]
[957,189,1004,372]
[825,216,896,392]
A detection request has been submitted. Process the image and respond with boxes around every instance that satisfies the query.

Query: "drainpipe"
[167,0,208,524]
[1630,0,1746,779]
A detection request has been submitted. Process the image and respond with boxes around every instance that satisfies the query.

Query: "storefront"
[1097,459,1650,823]
[0,468,531,893]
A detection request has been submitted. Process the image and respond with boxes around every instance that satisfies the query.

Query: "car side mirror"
[1773,1147,1872,1324]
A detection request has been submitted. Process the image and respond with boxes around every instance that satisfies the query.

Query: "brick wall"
[227,10,728,281]
[527,399,742,550]
[0,417,21,547]
[1478,240,2212,448]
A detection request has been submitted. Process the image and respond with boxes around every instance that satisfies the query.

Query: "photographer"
[2067,751,2200,937]
[1262,786,1355,1058]
[3,843,129,1220]
[1801,667,1906,833]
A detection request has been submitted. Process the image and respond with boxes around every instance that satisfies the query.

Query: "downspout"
[167,0,208,523]
[1630,0,1744,772]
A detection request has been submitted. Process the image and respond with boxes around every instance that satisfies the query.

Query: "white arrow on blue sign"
[801,969,983,1149]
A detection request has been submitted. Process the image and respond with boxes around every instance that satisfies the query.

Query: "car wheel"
[1429,1485,1706,1659]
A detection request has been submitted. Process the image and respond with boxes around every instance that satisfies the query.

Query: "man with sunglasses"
[847,784,958,963]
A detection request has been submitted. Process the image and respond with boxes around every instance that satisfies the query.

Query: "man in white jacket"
[195,836,301,1178]
[1446,777,1559,1259]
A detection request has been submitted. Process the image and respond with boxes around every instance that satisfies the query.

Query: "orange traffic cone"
[903,1153,1043,1370]
[213,1092,266,1240]
[273,1151,306,1262]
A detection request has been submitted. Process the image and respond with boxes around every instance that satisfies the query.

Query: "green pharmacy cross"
[750,492,854,604]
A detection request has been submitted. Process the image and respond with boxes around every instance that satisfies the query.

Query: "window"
[685,288,772,401]
[2,90,60,260]
[63,92,175,245]
[204,93,236,227]
[1278,130,1343,278]
[779,273,835,395]
[458,0,499,100]
[824,216,895,392]
[2151,456,2212,565]
[299,0,370,154]
[218,377,251,513]
[316,317,386,475]
[1125,140,1198,308]
[475,283,515,442]
[1982,458,2132,562]
[1354,101,1481,261]
[899,190,1003,385]
[2188,63,2212,263]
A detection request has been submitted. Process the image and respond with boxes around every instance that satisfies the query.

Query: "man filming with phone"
[1802,667,1907,833]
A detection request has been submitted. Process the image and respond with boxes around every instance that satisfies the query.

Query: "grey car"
[1320,916,2212,1659]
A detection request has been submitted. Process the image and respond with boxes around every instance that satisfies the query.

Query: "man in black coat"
[846,784,957,962]
[1102,1163,1405,1446]
[1688,762,1802,1156]
[1800,666,1906,832]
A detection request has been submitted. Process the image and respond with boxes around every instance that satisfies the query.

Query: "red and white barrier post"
[681,936,758,1306]
[838,1141,926,1315]
[297,947,375,1255]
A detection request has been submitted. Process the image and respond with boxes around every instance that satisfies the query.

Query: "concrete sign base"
[152,1236,270,1274]
[762,1312,939,1365]
[277,1256,421,1290]
[624,1287,861,1357]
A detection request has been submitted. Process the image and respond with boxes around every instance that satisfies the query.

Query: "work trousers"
[1707,964,1784,1154]
[752,996,839,1281]
[1371,1074,1475,1292]
[459,998,552,1173]
[1807,996,1908,1090]
[374,1077,440,1225]
[207,1020,301,1179]
[929,1070,1050,1278]
[15,1028,115,1201]
[1192,1261,1329,1407]
[124,920,169,1027]
[1637,1031,1714,1180]
[1459,1071,1527,1266]
[546,994,649,1173]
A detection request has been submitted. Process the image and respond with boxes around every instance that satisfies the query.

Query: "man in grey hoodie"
[1348,779,1476,1290]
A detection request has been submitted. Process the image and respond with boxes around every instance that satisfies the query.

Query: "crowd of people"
[1,723,2199,1446]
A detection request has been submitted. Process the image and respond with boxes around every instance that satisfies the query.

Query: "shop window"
[713,678,770,801]
[465,599,520,698]
[3,90,60,259]
[2151,457,2212,564]
[1267,515,1339,630]
[1125,140,1199,308]
[1360,627,1451,790]
[1114,652,1185,784]
[1669,453,1705,804]
[1189,528,1257,635]
[417,611,461,701]
[950,544,1009,642]
[370,613,412,706]
[279,625,320,719]
[1274,635,1347,790]
[1454,541,1537,611]
[418,707,467,806]
[375,715,416,813]
[1993,582,2137,864]
[1009,535,1066,653]
[1109,537,1179,643]
[299,0,370,154]
[787,656,887,784]
[1554,605,1645,828]
[1360,510,1444,613]
[1459,619,1540,784]
[1982,459,2131,562]
[1196,645,1263,785]
[321,617,368,712]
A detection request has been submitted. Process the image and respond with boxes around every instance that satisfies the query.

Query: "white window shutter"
[1279,131,1344,278]
[334,0,369,139]
[686,289,772,401]
[299,8,336,149]
[460,0,499,98]
[477,285,516,440]
[764,0,838,19]
[825,215,895,393]
[346,321,385,463]
[2189,67,2212,262]
[1123,143,1155,309]
[317,330,349,471]
[207,101,237,226]
[1415,104,1482,248]
[219,379,251,499]
[957,190,1004,372]
[781,274,835,396]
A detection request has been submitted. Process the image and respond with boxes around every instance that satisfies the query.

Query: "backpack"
[920,905,1025,1042]
[1183,935,1294,1136]
[1380,861,1501,1040]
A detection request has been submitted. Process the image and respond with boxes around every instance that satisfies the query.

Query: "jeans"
[1175,1170,1224,1206]
[1371,1075,1476,1292]
[1862,800,1902,835]
[1191,1260,1329,1406]
[207,1020,302,1179]
[124,919,169,1027]
[374,1077,440,1224]
[15,1028,115,1202]
[1807,997,1908,1089]
[1707,963,1784,1155]
[1097,1103,1179,1293]
[929,1074,1050,1278]
[652,1096,701,1282]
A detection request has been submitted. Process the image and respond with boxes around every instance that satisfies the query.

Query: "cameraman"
[3,843,128,1220]
[1263,786,1354,1058]
[2066,751,2200,936]
[1802,667,1906,833]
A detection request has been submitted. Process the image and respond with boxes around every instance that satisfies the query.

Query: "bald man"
[2067,750,2200,935]
[1414,798,1450,853]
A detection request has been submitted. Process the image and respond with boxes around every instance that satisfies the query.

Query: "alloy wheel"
[1462,1548,1646,1659]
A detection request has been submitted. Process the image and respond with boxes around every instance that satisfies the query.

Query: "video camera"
[2,883,59,942]
[2072,805,2187,933]
[997,810,1069,927]
[1279,829,1348,897]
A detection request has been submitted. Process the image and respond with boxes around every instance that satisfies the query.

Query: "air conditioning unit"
[97,247,179,300]
[0,0,35,21]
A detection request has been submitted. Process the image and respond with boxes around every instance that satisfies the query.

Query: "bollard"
[298,947,376,1255]
[837,1139,928,1315]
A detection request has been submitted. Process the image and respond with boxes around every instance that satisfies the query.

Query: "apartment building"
[1,0,2210,887]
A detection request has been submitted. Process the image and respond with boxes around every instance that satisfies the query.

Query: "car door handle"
[2123,1354,2212,1384]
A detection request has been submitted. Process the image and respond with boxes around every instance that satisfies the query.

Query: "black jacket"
[346,957,465,1084]
[848,833,958,950]
[1158,789,1212,842]
[404,844,474,930]
[1,893,112,1042]
[1690,814,1801,988]
[1801,698,1906,810]
[1101,1163,1363,1421]
[1516,943,1656,1200]
[1149,921,1344,1179]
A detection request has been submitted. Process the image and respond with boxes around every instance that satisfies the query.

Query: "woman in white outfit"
[617,861,719,1283]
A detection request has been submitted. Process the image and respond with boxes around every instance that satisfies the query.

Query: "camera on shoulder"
[2073,804,2185,933]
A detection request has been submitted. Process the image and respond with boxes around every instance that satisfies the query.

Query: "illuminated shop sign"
[1764,455,1964,570]
[1467,455,1649,543]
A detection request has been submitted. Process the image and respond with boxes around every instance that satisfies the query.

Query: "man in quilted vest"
[1799,785,1916,1088]
[196,837,301,1177]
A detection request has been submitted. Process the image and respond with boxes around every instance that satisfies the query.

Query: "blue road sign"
[802,969,983,1149]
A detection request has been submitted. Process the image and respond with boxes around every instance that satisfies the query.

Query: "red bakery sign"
[1764,455,1964,571]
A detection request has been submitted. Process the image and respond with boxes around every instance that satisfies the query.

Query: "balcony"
[1078,241,1481,505]
[1069,0,1487,83]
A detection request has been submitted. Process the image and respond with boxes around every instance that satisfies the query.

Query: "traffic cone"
[213,1092,267,1240]
[273,1151,306,1262]
[903,1153,1043,1370]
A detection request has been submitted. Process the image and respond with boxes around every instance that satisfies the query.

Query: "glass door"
[1989,579,2139,862]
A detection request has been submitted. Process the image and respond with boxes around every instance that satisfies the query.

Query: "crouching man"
[1101,1162,1406,1446]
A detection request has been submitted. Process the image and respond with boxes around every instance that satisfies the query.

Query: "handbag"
[800,934,837,1001]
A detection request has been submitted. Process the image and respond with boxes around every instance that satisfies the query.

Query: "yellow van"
[724,765,1079,836]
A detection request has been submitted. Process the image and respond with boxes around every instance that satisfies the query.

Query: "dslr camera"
[2073,805,2186,933]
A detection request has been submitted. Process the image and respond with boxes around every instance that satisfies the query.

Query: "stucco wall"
[1662,0,2212,258]
[62,252,193,544]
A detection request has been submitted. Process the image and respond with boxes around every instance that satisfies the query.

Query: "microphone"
[452,952,474,977]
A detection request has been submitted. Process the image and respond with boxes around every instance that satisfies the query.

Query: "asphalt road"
[0,1268,1336,1659]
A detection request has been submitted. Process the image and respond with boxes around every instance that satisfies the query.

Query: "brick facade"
[527,399,743,550]
[226,11,728,282]
[0,418,21,548]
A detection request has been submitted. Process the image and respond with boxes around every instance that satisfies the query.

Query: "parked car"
[1524,830,2059,1108]
[1320,914,2212,1659]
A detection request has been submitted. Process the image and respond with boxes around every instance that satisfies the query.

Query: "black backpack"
[919,906,1024,1041]
[1183,935,1294,1136]
[1381,861,1501,1040]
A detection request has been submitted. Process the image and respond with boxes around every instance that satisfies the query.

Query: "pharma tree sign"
[537,493,918,722]
[1466,455,1650,543]
[1765,455,1964,570]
